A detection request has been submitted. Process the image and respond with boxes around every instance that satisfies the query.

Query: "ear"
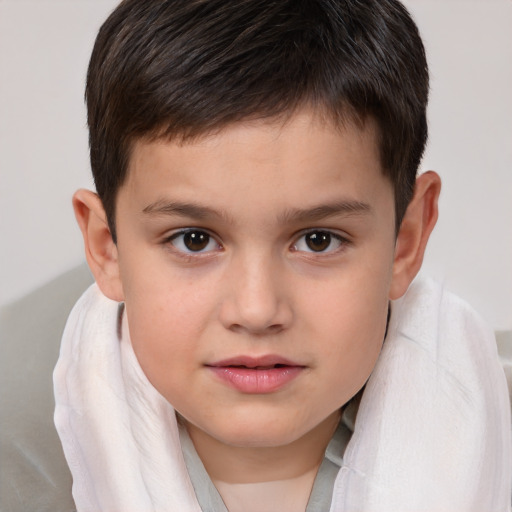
[73,189,124,302]
[389,171,441,300]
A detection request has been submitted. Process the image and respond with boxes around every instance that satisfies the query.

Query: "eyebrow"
[142,198,372,224]
[142,200,231,222]
[278,200,373,224]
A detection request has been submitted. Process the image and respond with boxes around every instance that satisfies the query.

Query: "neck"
[185,410,340,484]
[185,411,340,512]
[213,467,321,512]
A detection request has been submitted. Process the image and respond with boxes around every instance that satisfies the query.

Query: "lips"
[206,355,305,394]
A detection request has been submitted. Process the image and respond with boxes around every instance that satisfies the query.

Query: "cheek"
[300,256,392,392]
[315,297,387,405]
[122,272,218,390]
[121,246,218,336]
[125,300,205,409]
[325,294,387,375]
[302,249,392,332]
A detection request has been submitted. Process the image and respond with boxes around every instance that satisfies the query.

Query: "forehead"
[121,110,392,222]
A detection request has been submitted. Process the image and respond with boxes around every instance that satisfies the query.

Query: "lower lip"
[207,366,304,394]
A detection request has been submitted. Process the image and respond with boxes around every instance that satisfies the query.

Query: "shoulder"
[1,265,92,512]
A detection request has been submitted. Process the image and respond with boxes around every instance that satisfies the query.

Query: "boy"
[53,0,511,510]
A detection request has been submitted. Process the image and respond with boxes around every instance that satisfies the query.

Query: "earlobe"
[73,189,124,302]
[389,171,441,300]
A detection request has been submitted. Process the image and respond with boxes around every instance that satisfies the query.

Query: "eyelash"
[291,229,350,255]
[164,228,222,256]
[162,228,351,257]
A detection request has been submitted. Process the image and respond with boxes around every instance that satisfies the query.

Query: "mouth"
[225,363,289,370]
[207,355,302,368]
[206,356,305,394]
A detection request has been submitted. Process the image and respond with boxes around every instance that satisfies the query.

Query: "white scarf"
[54,277,511,511]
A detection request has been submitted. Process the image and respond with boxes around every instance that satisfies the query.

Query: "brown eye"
[305,232,332,252]
[183,231,210,251]
[169,230,219,253]
[293,230,346,254]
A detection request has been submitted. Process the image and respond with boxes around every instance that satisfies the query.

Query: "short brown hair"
[86,0,429,241]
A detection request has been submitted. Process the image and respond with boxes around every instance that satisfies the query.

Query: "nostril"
[266,323,284,334]
[227,322,284,335]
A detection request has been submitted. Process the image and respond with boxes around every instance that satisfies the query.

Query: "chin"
[208,412,316,449]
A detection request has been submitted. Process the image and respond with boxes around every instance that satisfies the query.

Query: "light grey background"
[1,0,511,330]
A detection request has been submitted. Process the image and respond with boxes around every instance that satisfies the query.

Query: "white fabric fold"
[54,278,511,511]
[54,286,201,512]
[332,278,511,511]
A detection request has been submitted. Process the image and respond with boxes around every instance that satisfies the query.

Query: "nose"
[219,252,293,335]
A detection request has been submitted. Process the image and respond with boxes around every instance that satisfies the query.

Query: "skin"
[74,109,440,511]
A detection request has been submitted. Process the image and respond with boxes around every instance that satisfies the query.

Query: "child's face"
[115,110,396,448]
